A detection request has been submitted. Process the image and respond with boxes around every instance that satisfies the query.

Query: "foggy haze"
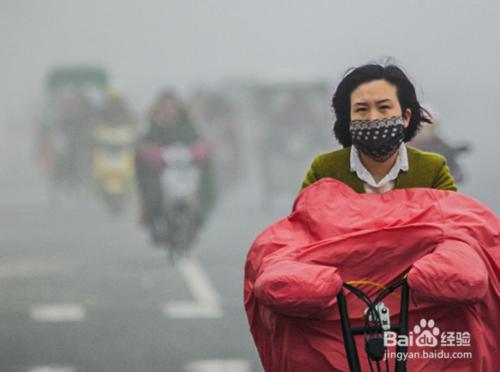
[3,1,500,112]
[2,1,500,209]
[1,1,499,371]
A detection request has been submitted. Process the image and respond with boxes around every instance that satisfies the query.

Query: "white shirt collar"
[350,143,409,188]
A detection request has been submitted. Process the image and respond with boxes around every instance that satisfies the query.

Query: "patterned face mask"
[350,116,405,162]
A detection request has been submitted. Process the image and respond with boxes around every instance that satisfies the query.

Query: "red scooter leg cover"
[244,178,500,372]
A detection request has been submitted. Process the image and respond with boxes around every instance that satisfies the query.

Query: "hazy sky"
[2,0,500,116]
[2,0,500,207]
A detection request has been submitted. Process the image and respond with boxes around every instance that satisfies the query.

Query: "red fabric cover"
[244,178,500,372]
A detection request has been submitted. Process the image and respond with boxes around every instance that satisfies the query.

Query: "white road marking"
[163,256,223,319]
[185,359,251,372]
[28,366,76,372]
[30,304,86,322]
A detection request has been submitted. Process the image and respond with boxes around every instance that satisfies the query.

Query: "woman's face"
[350,79,411,127]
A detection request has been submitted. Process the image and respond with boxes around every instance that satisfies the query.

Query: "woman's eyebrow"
[376,99,392,105]
[353,101,368,107]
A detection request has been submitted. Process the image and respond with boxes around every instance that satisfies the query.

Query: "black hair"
[332,63,432,147]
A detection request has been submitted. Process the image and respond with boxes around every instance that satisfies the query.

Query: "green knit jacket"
[300,146,457,193]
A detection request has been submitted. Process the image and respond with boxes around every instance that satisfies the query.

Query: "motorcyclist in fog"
[135,90,216,243]
[48,89,94,194]
[409,116,470,184]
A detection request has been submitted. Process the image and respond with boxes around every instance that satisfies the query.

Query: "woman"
[245,64,500,372]
[301,63,457,194]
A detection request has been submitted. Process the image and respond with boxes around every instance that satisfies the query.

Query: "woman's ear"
[403,109,412,128]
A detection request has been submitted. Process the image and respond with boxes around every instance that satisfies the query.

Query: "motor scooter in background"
[138,141,210,260]
[92,124,136,214]
[158,143,203,259]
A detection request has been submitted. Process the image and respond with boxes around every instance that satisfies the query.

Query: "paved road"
[0,128,287,372]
